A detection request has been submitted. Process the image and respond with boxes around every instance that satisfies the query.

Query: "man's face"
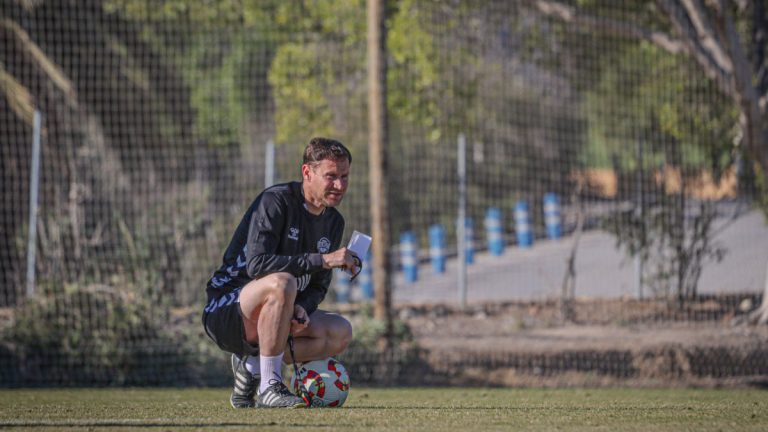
[302,158,350,208]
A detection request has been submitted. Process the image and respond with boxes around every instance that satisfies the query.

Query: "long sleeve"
[295,269,332,315]
[295,221,343,315]
[245,192,325,278]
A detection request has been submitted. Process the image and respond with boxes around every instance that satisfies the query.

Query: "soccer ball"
[291,357,350,407]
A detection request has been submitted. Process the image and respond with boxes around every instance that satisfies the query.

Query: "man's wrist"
[308,253,325,270]
[295,300,314,316]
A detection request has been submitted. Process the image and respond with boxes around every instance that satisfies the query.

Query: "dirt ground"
[346,295,768,387]
[408,315,768,353]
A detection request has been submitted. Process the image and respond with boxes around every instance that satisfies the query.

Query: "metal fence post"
[25,110,42,298]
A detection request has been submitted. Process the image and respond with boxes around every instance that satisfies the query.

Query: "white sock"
[259,353,284,394]
[244,356,260,377]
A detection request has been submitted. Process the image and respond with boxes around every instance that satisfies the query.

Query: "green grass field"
[0,387,766,431]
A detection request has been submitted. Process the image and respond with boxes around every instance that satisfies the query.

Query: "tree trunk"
[560,184,584,322]
[367,0,393,348]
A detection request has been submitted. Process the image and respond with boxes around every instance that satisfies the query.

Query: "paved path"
[390,209,768,305]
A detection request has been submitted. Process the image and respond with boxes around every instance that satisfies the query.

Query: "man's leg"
[230,353,259,408]
[284,310,353,363]
[202,289,262,409]
[238,272,305,408]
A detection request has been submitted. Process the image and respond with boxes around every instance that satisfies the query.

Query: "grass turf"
[0,387,766,431]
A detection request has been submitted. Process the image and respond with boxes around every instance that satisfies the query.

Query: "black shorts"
[202,288,260,357]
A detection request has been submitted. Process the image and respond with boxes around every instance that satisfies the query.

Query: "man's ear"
[301,164,311,180]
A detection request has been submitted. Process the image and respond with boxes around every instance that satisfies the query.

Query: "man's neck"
[302,184,325,215]
[303,201,325,216]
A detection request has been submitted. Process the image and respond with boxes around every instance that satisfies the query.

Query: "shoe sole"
[256,402,307,409]
[256,395,307,409]
[230,397,256,409]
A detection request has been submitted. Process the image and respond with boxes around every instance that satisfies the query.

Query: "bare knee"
[263,272,297,304]
[332,318,353,353]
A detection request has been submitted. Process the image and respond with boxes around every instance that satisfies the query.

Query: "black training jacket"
[206,181,345,315]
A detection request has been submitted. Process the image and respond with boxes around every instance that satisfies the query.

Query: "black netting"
[1,0,767,387]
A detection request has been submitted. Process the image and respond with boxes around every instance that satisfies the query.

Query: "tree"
[535,0,768,323]
[536,0,766,186]
[0,0,199,303]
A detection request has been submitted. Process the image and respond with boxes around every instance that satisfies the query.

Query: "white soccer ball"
[291,357,350,407]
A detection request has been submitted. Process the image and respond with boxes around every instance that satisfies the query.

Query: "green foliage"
[341,303,422,385]
[107,0,282,149]
[266,0,366,148]
[103,0,592,238]
[348,304,414,351]
[388,0,442,140]
[104,0,245,25]
[269,0,367,42]
[183,34,250,147]
[2,287,190,385]
[268,43,338,145]
[583,43,738,171]
[586,33,735,306]
[603,199,726,304]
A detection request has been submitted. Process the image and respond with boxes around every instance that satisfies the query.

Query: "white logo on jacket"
[288,227,299,240]
[297,274,310,291]
[317,237,331,253]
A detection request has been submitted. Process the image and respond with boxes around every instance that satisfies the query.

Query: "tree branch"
[534,0,685,53]
[534,0,737,98]
[0,18,77,105]
[656,0,736,98]
[0,62,35,125]
[752,1,768,100]
[681,0,733,73]
[718,0,768,171]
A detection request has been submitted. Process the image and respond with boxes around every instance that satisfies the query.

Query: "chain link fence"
[2,0,767,387]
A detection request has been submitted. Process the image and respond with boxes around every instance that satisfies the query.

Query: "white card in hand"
[347,231,372,260]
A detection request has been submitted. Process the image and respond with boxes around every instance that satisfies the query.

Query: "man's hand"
[291,305,309,334]
[322,247,360,273]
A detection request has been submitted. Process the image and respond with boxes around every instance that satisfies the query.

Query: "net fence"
[1,0,767,387]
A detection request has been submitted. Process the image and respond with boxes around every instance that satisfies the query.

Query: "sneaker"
[230,354,259,408]
[257,378,306,408]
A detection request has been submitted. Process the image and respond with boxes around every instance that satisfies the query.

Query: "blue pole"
[400,231,418,282]
[484,208,504,256]
[359,252,374,300]
[464,217,475,264]
[429,224,446,274]
[515,200,533,248]
[334,269,350,303]
[543,192,562,240]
